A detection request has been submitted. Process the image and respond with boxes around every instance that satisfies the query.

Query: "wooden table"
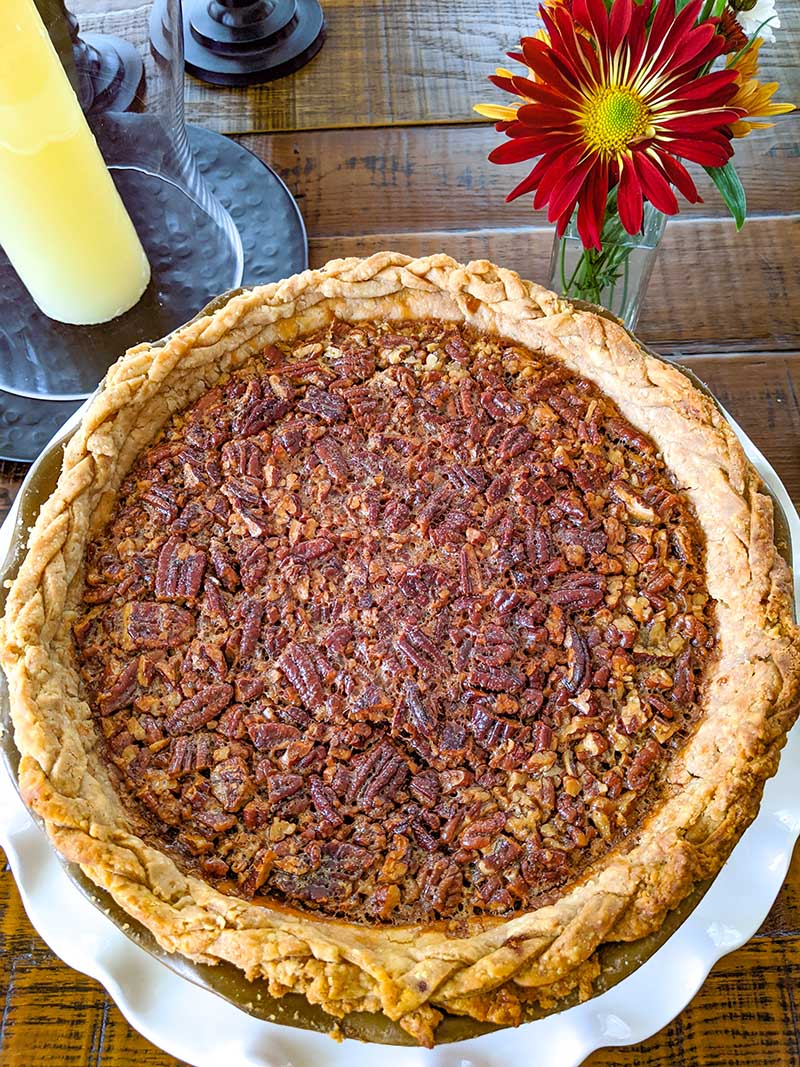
[1,1,799,1064]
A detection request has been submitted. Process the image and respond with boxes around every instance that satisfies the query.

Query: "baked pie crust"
[1,253,798,1045]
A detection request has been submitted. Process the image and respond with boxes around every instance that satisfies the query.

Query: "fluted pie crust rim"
[1,253,798,1046]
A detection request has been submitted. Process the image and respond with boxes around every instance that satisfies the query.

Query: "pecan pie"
[2,254,798,1045]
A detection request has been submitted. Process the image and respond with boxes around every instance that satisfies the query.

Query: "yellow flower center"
[582,86,650,156]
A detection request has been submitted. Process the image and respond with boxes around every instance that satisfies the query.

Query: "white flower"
[737,0,780,43]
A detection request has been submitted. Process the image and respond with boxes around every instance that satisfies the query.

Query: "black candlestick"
[151,0,325,86]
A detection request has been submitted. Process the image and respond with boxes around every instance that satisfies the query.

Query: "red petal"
[573,0,609,51]
[549,6,600,83]
[631,152,679,215]
[617,158,644,235]
[510,75,546,99]
[521,33,583,91]
[556,196,581,239]
[546,154,598,221]
[653,68,739,106]
[533,150,581,210]
[522,46,584,97]
[577,162,609,250]
[658,109,742,134]
[655,70,740,107]
[627,1,652,72]
[501,120,532,137]
[646,0,702,71]
[648,0,680,51]
[539,7,565,55]
[488,74,519,96]
[516,103,583,130]
[508,130,585,152]
[521,35,558,75]
[505,146,586,204]
[505,156,552,203]
[654,150,702,204]
[667,26,727,80]
[609,0,633,53]
[665,23,720,73]
[488,138,543,165]
[575,29,602,83]
[513,81,579,110]
[662,136,733,167]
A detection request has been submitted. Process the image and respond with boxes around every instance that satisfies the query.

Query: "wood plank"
[240,119,800,235]
[759,840,800,939]
[0,864,182,1067]
[0,462,24,526]
[185,0,800,134]
[72,0,800,134]
[182,0,538,134]
[679,352,800,509]
[70,0,136,10]
[306,216,800,353]
[76,0,537,135]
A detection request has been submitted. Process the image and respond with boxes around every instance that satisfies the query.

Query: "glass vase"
[548,198,667,331]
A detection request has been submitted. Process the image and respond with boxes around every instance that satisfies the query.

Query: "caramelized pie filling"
[74,319,716,923]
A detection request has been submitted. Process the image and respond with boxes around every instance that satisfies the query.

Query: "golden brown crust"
[2,252,799,1046]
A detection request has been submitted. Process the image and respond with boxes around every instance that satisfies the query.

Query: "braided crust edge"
[2,252,798,1045]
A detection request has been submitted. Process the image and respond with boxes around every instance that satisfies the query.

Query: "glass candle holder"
[0,0,152,328]
[0,0,306,408]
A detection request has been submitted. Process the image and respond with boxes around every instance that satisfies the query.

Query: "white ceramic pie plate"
[1,383,799,1067]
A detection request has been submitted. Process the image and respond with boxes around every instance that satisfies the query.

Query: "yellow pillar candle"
[0,0,150,325]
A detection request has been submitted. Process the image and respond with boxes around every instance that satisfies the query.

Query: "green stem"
[559,232,569,295]
[556,193,639,313]
[565,249,588,296]
[620,252,631,319]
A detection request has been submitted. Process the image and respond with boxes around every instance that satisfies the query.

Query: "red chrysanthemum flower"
[486,0,745,249]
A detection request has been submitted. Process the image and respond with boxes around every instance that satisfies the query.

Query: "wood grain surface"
[2,0,800,1064]
[73,0,799,133]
